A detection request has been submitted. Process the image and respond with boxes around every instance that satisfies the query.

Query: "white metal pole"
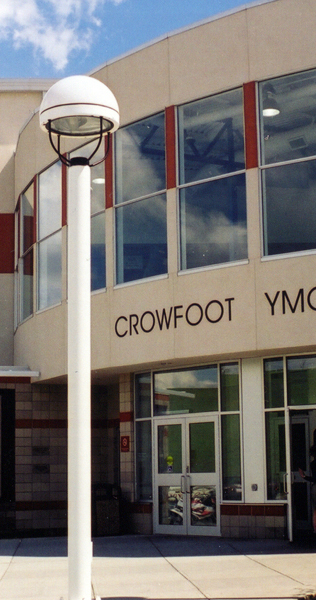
[67,163,92,600]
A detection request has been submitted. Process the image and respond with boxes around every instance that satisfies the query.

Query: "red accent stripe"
[15,419,67,429]
[166,106,177,189]
[221,504,286,516]
[91,418,120,428]
[120,411,133,423]
[243,81,258,169]
[0,213,14,273]
[105,136,113,209]
[16,500,67,511]
[0,377,31,383]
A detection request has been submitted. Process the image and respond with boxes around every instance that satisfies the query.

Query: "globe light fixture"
[40,75,119,600]
[40,75,119,165]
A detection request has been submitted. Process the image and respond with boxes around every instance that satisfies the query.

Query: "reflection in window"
[91,212,105,291]
[116,194,167,284]
[135,372,151,419]
[220,363,239,411]
[180,174,247,270]
[115,113,167,284]
[287,355,316,405]
[264,358,284,409]
[265,411,286,500]
[115,113,165,204]
[21,248,33,322]
[154,366,218,415]
[135,372,152,501]
[38,230,62,310]
[262,161,316,255]
[178,89,247,271]
[37,163,62,310]
[222,414,241,500]
[136,420,152,500]
[178,89,245,184]
[260,69,316,256]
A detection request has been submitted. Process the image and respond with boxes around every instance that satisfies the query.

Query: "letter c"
[115,316,128,337]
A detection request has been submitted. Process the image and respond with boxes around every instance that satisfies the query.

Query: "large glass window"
[178,88,247,271]
[37,162,62,311]
[115,113,167,284]
[260,69,316,256]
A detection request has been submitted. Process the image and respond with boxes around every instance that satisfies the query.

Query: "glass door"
[153,416,220,535]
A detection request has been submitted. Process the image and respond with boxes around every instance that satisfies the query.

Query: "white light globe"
[39,75,120,137]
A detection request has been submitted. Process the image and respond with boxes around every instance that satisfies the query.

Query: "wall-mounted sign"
[120,435,130,452]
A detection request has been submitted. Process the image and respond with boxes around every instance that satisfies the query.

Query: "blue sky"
[0,0,258,79]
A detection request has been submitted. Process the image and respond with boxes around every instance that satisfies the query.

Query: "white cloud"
[0,0,126,71]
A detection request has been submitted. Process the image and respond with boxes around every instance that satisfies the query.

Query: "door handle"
[186,475,191,494]
[181,475,186,494]
[283,472,288,495]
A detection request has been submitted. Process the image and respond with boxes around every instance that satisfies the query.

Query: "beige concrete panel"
[108,276,176,369]
[14,303,67,381]
[0,274,14,364]
[246,169,261,261]
[91,290,111,371]
[167,188,178,275]
[15,113,58,199]
[255,253,316,352]
[107,40,170,126]
[168,11,249,106]
[0,91,42,171]
[0,156,15,212]
[247,0,316,81]
[102,263,257,372]
[241,358,265,503]
[172,263,256,360]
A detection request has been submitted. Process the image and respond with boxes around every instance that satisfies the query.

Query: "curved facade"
[0,0,316,538]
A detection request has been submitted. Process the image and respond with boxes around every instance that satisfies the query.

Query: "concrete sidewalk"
[0,535,314,600]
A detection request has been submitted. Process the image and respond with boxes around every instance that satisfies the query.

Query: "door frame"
[286,409,315,540]
[153,414,220,535]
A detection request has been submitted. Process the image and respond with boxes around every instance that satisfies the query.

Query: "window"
[220,363,241,500]
[154,366,218,415]
[115,113,167,284]
[16,182,34,322]
[260,69,316,256]
[287,355,316,406]
[264,359,286,501]
[135,373,152,501]
[37,162,62,310]
[178,89,247,270]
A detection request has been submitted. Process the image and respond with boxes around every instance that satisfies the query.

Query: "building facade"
[0,0,316,540]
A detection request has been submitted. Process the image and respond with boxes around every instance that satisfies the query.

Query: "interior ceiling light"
[262,84,281,118]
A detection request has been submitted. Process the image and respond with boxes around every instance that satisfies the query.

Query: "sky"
[0,0,260,79]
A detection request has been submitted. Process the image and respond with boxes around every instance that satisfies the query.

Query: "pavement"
[0,534,315,600]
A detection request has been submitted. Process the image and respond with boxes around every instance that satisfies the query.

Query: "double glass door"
[153,416,220,535]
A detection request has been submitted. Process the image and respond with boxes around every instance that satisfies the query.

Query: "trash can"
[92,483,121,536]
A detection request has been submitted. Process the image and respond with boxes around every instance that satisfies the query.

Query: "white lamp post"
[39,75,119,600]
